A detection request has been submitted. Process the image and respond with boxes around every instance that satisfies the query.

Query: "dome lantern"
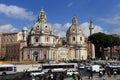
[72,16,78,25]
[38,9,47,22]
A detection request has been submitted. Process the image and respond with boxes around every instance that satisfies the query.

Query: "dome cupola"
[66,17,83,35]
[38,9,47,23]
[66,16,85,46]
[72,16,78,25]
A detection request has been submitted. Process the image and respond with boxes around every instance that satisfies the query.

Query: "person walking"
[90,70,93,80]
[50,73,54,80]
[113,69,117,77]
[107,68,111,77]
[88,66,93,80]
[78,71,82,80]
[32,75,35,80]
[103,71,108,80]
[99,70,103,78]
[77,74,80,80]
[72,72,76,80]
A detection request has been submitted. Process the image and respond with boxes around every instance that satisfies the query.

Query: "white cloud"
[115,3,120,8]
[80,22,107,37]
[100,15,120,25]
[67,2,73,7]
[0,22,107,37]
[0,4,35,20]
[64,23,71,29]
[52,23,71,37]
[112,27,120,34]
[52,23,62,33]
[0,24,19,32]
[80,22,90,37]
[57,32,66,37]
[52,22,107,37]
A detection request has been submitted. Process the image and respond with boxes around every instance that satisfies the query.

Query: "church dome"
[66,16,85,46]
[30,9,54,35]
[66,16,84,36]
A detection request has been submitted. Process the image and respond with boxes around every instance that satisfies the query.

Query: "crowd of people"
[30,70,84,80]
[31,72,66,80]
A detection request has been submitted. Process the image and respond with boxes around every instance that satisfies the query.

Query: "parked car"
[66,69,79,76]
[86,64,104,73]
[30,70,45,76]
[92,64,104,72]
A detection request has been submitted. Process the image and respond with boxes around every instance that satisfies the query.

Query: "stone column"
[89,20,95,59]
[91,44,95,59]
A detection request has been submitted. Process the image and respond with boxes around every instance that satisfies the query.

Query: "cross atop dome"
[38,9,47,22]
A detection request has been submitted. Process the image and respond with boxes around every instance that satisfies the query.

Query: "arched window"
[36,26,39,29]
[45,36,50,42]
[73,37,75,41]
[80,37,82,41]
[35,37,39,42]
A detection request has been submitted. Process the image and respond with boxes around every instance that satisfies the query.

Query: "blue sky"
[0,0,120,37]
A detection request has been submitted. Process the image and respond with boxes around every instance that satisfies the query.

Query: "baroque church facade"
[22,10,87,63]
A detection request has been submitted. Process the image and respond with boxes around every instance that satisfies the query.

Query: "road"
[0,69,120,80]
[0,72,120,80]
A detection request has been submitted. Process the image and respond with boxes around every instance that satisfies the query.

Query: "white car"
[92,65,104,72]
[30,70,45,76]
[66,69,79,76]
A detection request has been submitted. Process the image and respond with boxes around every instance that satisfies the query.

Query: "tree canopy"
[88,32,120,59]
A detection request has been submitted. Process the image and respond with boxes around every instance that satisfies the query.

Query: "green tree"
[88,32,120,59]
[107,35,120,59]
[88,32,107,59]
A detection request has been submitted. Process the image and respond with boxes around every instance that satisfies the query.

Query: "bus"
[0,64,16,75]
[42,63,78,73]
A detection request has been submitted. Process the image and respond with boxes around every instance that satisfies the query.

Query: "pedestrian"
[80,75,82,80]
[103,71,107,80]
[78,71,82,80]
[72,71,76,80]
[99,70,103,77]
[32,75,35,80]
[53,72,57,80]
[13,76,22,80]
[90,70,93,80]
[50,73,54,80]
[48,74,51,80]
[77,74,80,80]
[107,68,111,77]
[38,75,42,80]
[88,66,93,80]
[56,73,61,80]
[113,69,117,77]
